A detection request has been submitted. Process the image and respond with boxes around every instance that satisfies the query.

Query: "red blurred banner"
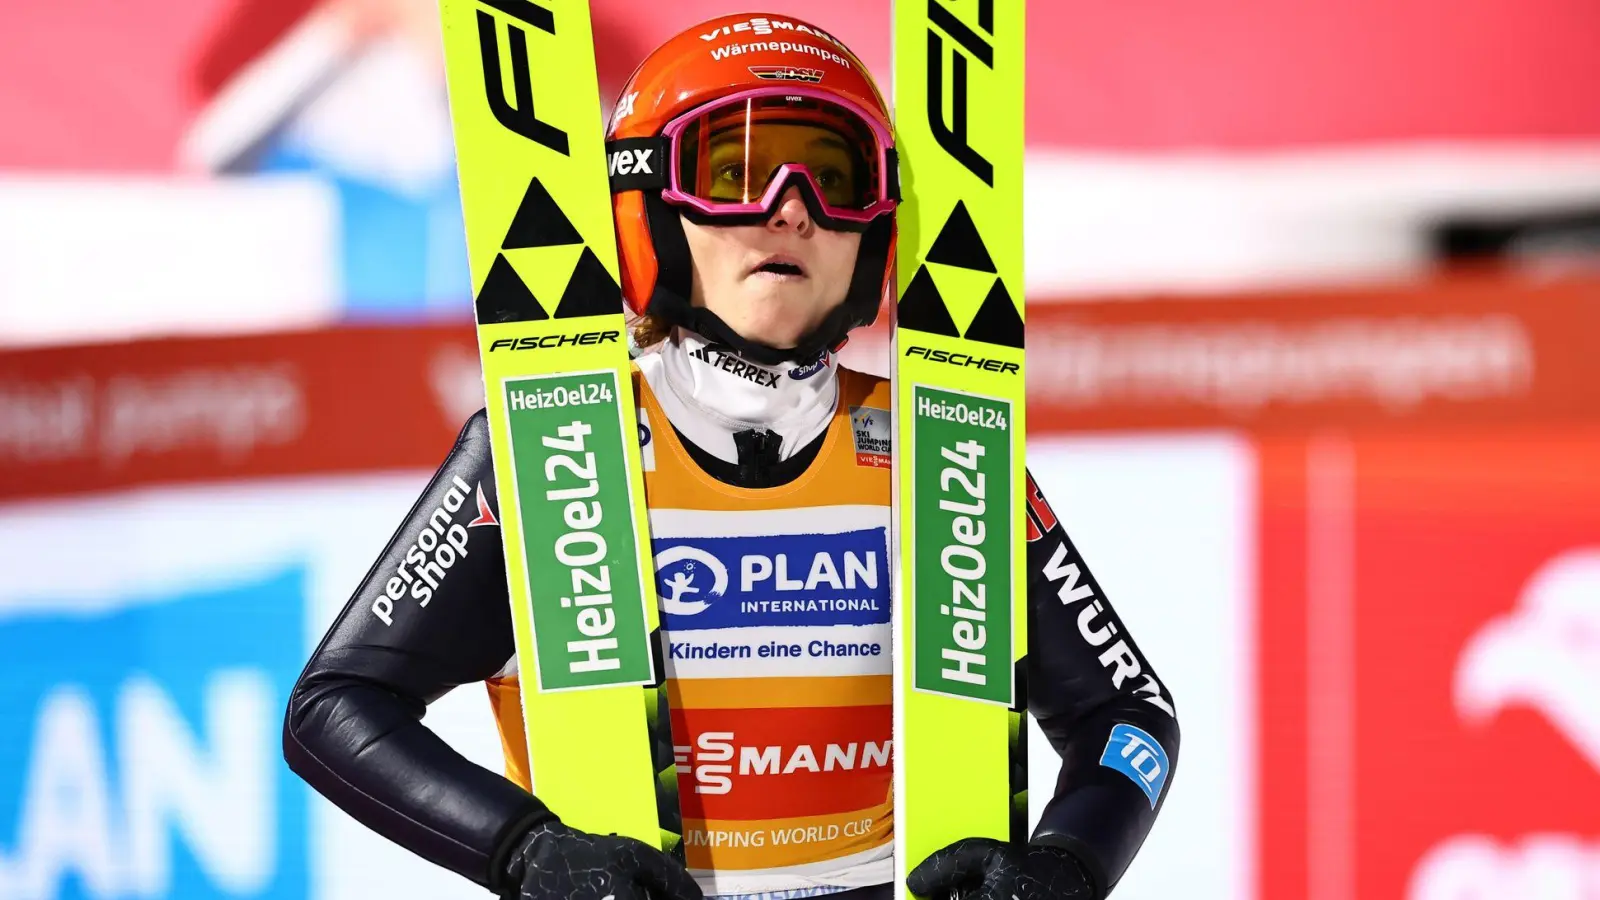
[0,323,482,500]
[1258,428,1600,899]
[1026,272,1600,434]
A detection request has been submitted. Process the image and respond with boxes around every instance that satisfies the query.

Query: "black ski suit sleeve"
[1022,469,1180,897]
[282,410,544,890]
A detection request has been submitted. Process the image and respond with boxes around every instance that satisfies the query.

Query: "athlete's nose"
[765,185,813,236]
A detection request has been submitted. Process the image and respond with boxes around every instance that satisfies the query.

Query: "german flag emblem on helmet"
[748,65,825,84]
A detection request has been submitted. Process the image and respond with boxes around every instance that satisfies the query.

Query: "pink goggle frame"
[656,86,899,227]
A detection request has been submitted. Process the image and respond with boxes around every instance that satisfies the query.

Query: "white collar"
[636,328,839,464]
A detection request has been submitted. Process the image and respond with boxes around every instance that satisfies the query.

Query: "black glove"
[497,818,703,900]
[908,837,1098,900]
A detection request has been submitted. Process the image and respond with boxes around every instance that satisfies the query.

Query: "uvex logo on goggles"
[606,138,669,192]
[607,147,655,176]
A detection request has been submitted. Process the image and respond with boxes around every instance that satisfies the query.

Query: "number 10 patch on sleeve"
[1099,723,1170,808]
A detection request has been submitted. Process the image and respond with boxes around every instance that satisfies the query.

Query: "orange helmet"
[604,12,898,364]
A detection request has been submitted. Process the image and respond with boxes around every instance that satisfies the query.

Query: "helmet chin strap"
[673,301,855,367]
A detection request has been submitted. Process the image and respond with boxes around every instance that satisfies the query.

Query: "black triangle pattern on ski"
[553,246,623,319]
[475,253,548,323]
[962,278,1025,349]
[926,201,996,273]
[501,176,583,249]
[896,264,961,336]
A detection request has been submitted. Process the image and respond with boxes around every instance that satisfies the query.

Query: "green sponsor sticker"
[505,370,654,691]
[912,384,1013,705]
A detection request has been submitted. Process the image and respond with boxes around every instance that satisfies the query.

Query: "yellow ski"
[890,0,1028,893]
[438,0,665,847]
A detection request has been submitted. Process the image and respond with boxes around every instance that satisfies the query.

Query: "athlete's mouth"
[751,255,807,278]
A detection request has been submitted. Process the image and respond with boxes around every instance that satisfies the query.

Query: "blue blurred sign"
[0,566,309,899]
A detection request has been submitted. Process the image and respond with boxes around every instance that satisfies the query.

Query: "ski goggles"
[608,87,898,230]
